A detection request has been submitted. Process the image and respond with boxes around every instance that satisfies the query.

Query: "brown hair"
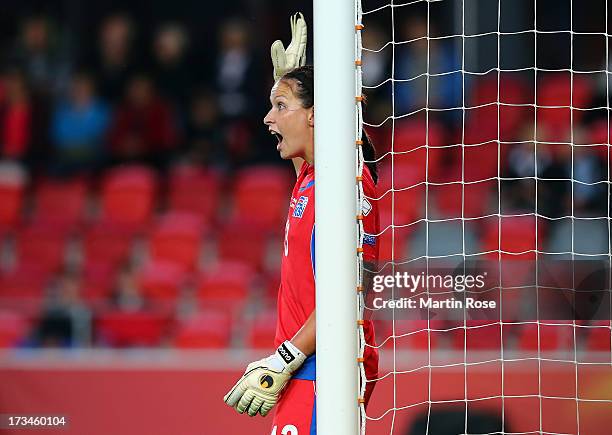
[281,65,378,183]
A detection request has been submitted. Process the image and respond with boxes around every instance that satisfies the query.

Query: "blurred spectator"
[572,143,607,214]
[362,24,389,88]
[215,18,262,120]
[362,23,392,122]
[395,15,462,116]
[151,23,193,115]
[537,143,572,219]
[50,72,111,176]
[6,14,70,97]
[32,272,92,347]
[112,265,144,312]
[83,13,139,103]
[0,68,31,161]
[109,74,179,168]
[214,18,270,166]
[504,140,539,212]
[183,88,227,167]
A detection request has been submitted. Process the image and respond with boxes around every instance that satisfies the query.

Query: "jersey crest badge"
[363,233,377,246]
[293,196,309,218]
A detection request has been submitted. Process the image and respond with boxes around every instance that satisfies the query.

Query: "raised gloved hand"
[223,341,306,417]
[271,12,307,81]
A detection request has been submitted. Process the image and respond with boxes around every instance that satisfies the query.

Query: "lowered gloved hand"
[223,341,306,417]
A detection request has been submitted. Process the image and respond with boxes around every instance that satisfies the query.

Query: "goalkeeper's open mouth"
[271,130,284,151]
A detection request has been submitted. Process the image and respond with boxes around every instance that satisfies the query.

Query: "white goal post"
[313,1,361,435]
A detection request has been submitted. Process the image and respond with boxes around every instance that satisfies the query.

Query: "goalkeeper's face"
[264,80,314,161]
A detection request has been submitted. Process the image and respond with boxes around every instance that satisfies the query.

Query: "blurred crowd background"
[0,0,313,349]
[0,0,609,354]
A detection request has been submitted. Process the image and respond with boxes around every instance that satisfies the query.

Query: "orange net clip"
[357,357,365,363]
[356,285,364,293]
[357,214,364,221]
[355,59,362,66]
[355,139,363,146]
[355,95,365,102]
[355,24,364,31]
[357,319,365,326]
[356,175,363,182]
[358,397,366,404]
[357,247,364,254]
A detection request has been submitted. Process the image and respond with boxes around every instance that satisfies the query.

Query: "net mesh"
[356,0,612,434]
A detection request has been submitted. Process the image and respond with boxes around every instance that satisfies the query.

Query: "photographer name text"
[371,272,496,310]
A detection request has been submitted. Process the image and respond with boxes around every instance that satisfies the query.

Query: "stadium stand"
[0,9,608,354]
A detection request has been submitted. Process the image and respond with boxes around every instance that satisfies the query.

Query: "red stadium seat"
[481,216,545,288]
[376,162,425,226]
[137,261,188,302]
[461,138,501,182]
[586,322,612,352]
[464,80,524,182]
[228,166,291,232]
[82,222,133,268]
[0,263,51,309]
[216,223,268,270]
[393,320,444,350]
[149,212,205,270]
[31,177,88,233]
[81,261,118,303]
[589,119,611,145]
[518,323,570,352]
[15,224,67,273]
[167,164,221,222]
[174,310,231,349]
[434,181,495,219]
[99,165,157,232]
[393,117,446,183]
[196,261,254,304]
[377,219,410,262]
[262,273,281,302]
[470,74,532,142]
[454,321,502,351]
[0,166,27,233]
[96,309,170,347]
[0,310,30,347]
[377,154,429,257]
[536,73,592,141]
[483,216,545,259]
[247,309,278,348]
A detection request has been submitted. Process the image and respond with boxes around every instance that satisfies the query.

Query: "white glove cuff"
[276,340,307,374]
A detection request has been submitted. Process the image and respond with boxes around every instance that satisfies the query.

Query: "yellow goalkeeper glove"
[271,12,307,81]
[223,341,306,417]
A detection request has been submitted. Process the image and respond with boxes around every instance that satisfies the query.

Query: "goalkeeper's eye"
[277,102,286,110]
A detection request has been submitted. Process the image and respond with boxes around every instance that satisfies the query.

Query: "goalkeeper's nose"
[264,109,275,126]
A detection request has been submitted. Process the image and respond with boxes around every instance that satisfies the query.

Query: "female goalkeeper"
[224,64,380,434]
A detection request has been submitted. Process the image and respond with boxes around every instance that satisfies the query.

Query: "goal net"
[356,0,612,434]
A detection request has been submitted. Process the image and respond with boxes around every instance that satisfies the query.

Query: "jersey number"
[271,425,298,435]
[284,220,290,257]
